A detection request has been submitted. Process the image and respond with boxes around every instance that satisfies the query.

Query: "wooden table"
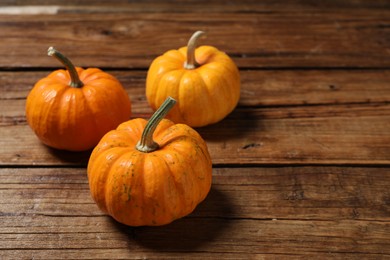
[1,1,390,259]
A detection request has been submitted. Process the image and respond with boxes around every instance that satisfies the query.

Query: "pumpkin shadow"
[196,107,259,141]
[45,145,91,166]
[111,187,234,251]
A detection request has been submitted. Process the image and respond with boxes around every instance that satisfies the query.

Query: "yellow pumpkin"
[87,97,212,226]
[146,31,240,127]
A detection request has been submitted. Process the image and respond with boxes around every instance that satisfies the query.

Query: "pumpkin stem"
[136,97,177,153]
[47,47,84,88]
[184,31,205,70]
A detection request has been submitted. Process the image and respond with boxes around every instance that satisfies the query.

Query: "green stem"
[47,46,84,88]
[184,31,205,70]
[136,97,177,153]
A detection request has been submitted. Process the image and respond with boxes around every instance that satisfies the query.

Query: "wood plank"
[0,250,387,260]
[0,167,389,221]
[0,167,389,258]
[1,101,390,166]
[4,250,257,260]
[2,0,390,12]
[0,219,388,255]
[1,1,389,259]
[0,8,388,69]
[1,69,390,166]
[2,70,390,107]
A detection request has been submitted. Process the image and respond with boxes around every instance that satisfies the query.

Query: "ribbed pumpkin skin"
[25,67,131,151]
[87,118,212,226]
[146,45,240,127]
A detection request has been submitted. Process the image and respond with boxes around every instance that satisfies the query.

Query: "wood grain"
[3,0,390,12]
[2,101,390,166]
[2,70,390,106]
[1,167,389,221]
[1,70,390,166]
[0,7,388,69]
[0,167,389,258]
[1,1,390,258]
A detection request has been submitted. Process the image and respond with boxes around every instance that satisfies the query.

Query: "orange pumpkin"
[26,47,132,151]
[87,97,212,226]
[146,31,240,127]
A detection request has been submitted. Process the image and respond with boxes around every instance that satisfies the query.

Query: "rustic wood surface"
[0,1,389,259]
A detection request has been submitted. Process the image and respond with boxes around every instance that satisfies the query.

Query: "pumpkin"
[26,47,132,151]
[87,97,212,226]
[146,31,240,127]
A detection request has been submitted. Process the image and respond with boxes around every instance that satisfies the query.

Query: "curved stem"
[184,31,205,70]
[48,46,84,88]
[136,97,177,153]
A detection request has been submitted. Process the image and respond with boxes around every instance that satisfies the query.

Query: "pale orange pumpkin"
[25,47,131,151]
[146,31,240,127]
[87,97,212,226]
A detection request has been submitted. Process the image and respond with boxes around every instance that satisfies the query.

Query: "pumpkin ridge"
[58,88,98,150]
[195,45,219,65]
[104,149,142,220]
[216,55,240,80]
[117,119,148,143]
[80,68,104,82]
[152,119,175,140]
[133,151,149,225]
[152,125,188,148]
[174,140,206,211]
[138,151,160,224]
[83,79,131,138]
[81,84,120,138]
[160,151,186,219]
[177,146,203,202]
[162,49,185,64]
[151,142,198,220]
[79,87,101,138]
[154,70,185,122]
[58,88,75,137]
[88,146,130,213]
[40,85,70,148]
[201,59,240,116]
[162,126,212,182]
[25,82,58,143]
[193,69,219,123]
[47,70,70,85]
[177,70,213,125]
[199,65,234,115]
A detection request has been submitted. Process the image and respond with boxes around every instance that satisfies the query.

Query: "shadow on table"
[197,107,260,141]
[112,187,234,251]
[45,145,92,166]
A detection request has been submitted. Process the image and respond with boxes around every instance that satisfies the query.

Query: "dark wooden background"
[1,1,390,259]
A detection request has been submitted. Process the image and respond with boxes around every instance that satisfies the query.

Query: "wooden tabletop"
[1,1,390,259]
